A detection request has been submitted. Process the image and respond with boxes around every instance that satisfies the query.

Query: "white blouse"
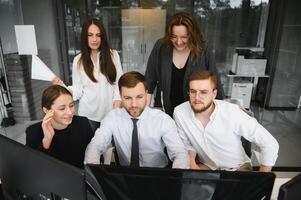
[68,49,123,122]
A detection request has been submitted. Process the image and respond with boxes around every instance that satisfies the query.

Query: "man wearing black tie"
[84,71,189,169]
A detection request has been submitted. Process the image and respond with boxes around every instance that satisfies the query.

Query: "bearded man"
[173,69,279,172]
[84,71,189,169]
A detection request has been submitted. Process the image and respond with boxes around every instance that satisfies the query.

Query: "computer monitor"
[0,134,88,200]
[87,164,276,200]
[278,173,301,200]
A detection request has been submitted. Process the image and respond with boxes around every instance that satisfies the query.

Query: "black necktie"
[131,118,139,167]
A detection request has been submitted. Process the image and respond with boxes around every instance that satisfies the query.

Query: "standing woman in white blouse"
[53,18,123,132]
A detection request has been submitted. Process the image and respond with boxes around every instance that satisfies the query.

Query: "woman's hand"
[52,77,64,86]
[113,100,122,109]
[41,110,55,149]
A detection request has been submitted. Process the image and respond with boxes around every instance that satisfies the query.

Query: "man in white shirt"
[173,69,279,172]
[85,71,189,169]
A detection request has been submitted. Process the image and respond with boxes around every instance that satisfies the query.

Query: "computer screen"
[0,134,87,200]
[278,173,301,200]
[87,164,276,200]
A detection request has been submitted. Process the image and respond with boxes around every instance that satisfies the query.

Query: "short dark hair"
[118,71,147,92]
[41,85,72,109]
[189,69,217,89]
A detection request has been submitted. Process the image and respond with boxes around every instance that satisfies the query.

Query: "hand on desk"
[259,165,272,172]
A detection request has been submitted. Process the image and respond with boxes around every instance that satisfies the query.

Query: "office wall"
[20,0,60,121]
[21,0,60,76]
[266,0,301,108]
[0,0,61,75]
[0,0,62,122]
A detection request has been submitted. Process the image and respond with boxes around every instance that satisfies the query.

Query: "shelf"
[282,25,301,28]
[279,49,298,54]
[226,74,270,78]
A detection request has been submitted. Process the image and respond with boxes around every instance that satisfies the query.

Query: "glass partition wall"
[60,0,269,85]
[3,0,301,168]
[0,0,270,141]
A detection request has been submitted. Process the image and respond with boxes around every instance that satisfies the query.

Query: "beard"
[190,99,214,114]
[125,106,145,118]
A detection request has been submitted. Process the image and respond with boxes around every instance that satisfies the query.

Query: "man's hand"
[188,150,201,170]
[113,100,122,109]
[259,165,272,172]
[190,161,201,170]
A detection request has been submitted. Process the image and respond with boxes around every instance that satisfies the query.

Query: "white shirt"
[84,106,189,169]
[173,100,279,170]
[68,50,123,122]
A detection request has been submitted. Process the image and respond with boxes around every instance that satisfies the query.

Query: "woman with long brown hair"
[145,12,224,116]
[53,18,123,132]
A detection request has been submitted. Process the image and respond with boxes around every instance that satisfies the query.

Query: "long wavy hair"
[162,12,206,61]
[79,18,116,84]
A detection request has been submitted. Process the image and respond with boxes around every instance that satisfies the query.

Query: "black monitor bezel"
[87,164,276,200]
[0,134,87,200]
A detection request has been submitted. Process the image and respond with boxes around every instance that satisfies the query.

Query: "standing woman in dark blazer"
[145,12,225,116]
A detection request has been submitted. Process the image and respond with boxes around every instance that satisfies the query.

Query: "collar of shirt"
[90,51,101,71]
[189,100,219,123]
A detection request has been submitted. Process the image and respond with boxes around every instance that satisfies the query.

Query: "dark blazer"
[145,39,225,116]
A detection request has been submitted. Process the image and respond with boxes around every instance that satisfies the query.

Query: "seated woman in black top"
[26,85,94,168]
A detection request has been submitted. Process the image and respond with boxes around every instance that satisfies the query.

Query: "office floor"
[1,104,301,167]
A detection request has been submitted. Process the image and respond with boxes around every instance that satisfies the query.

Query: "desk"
[271,171,300,200]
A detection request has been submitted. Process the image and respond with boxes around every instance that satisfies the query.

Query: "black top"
[145,39,225,116]
[26,115,94,169]
[170,61,187,116]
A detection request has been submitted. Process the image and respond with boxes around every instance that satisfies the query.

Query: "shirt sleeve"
[145,39,161,94]
[235,108,279,166]
[68,55,84,101]
[173,110,196,153]
[112,50,123,101]
[84,114,114,164]
[161,114,189,169]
